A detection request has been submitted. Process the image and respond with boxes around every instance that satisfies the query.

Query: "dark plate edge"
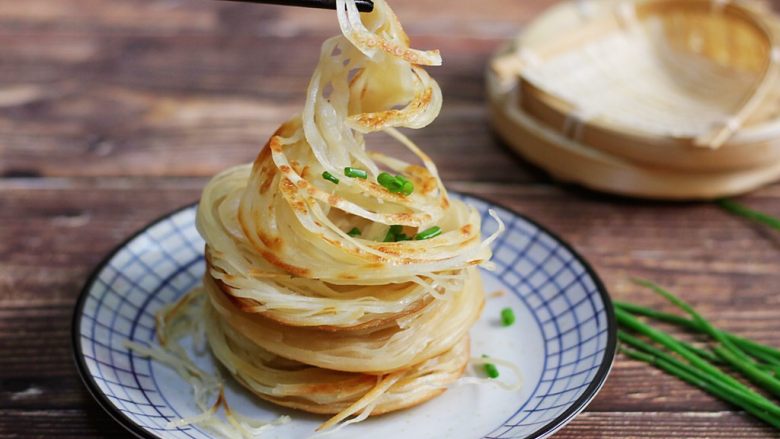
[462,193,617,439]
[71,201,198,439]
[70,193,618,439]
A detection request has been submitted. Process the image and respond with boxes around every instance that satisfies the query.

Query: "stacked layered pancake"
[194,0,499,429]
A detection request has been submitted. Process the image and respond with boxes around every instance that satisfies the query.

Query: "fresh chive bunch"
[617,279,780,430]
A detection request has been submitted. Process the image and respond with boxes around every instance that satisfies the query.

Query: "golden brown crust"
[207,260,438,333]
[226,336,470,417]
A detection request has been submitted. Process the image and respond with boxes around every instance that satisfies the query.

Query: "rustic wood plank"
[556,411,779,438]
[0,0,554,180]
[0,409,127,438]
[0,0,555,36]
[0,44,529,180]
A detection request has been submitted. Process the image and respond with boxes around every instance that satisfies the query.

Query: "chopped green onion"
[322,171,339,184]
[377,172,403,192]
[500,307,516,326]
[347,227,361,237]
[344,167,368,179]
[482,356,499,379]
[377,172,414,195]
[415,226,441,240]
[378,172,397,187]
[401,180,414,196]
[383,225,406,242]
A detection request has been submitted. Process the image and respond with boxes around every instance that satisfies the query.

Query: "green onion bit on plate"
[482,355,500,379]
[500,307,516,327]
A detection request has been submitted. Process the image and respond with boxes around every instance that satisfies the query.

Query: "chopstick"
[217,0,374,12]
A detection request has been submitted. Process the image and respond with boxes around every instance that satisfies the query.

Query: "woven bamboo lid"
[488,0,780,199]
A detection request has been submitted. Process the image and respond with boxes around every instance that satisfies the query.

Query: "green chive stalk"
[613,301,780,361]
[718,199,780,231]
[633,278,752,363]
[618,332,780,417]
[615,308,746,390]
[620,346,780,429]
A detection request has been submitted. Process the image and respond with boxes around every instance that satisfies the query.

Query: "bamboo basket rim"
[495,0,780,156]
[486,53,780,200]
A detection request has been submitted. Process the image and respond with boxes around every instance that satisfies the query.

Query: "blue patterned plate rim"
[71,192,617,439]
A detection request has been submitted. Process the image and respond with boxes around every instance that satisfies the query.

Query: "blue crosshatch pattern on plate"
[73,192,615,439]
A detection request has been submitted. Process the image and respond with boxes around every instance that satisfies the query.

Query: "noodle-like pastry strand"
[185,0,506,432]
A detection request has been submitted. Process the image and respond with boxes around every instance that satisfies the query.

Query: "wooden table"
[1,0,779,437]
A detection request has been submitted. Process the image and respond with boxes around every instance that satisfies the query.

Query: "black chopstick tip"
[217,0,374,13]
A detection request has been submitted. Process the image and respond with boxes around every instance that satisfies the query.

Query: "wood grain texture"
[1,0,780,437]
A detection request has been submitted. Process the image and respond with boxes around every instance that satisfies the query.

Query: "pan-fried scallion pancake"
[204,299,472,416]
[189,0,503,431]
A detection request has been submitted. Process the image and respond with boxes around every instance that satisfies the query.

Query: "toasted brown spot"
[253,139,273,167]
[269,137,283,153]
[460,224,473,235]
[260,250,311,277]
[290,160,303,175]
[323,236,342,248]
[348,68,364,87]
[280,177,297,193]
[291,200,308,214]
[257,230,283,251]
[296,179,309,189]
[297,376,375,395]
[259,168,277,194]
[490,290,506,299]
[377,246,402,256]
[393,212,413,223]
[328,194,341,205]
[458,235,478,247]
[279,165,292,174]
[337,273,358,280]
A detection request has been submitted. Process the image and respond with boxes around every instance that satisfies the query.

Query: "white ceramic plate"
[72,192,616,439]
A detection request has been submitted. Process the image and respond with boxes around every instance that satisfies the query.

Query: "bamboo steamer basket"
[487,64,780,199]
[488,0,780,199]
[502,0,780,172]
